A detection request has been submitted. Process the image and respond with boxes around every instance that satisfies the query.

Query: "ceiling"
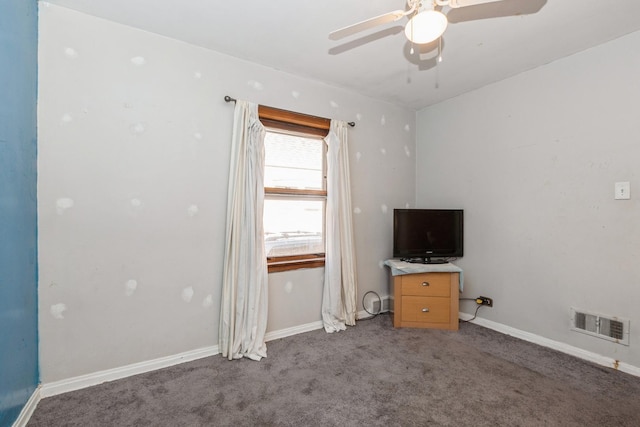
[44,0,640,110]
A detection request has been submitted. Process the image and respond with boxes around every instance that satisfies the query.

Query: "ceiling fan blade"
[448,0,507,8]
[329,9,407,40]
[446,0,546,23]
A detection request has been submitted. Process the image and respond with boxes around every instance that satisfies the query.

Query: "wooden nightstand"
[385,260,462,331]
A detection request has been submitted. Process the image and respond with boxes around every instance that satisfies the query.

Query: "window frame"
[259,105,330,273]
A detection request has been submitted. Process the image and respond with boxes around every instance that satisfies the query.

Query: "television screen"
[393,209,463,263]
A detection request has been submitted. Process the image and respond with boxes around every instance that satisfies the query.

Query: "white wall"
[38,4,415,383]
[416,30,640,367]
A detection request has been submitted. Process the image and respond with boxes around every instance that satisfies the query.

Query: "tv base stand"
[401,257,448,265]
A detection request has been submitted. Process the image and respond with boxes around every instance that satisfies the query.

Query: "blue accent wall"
[0,0,39,425]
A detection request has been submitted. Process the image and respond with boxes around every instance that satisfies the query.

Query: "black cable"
[359,291,382,321]
[460,304,482,323]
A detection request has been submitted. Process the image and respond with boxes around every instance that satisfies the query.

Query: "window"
[259,105,330,273]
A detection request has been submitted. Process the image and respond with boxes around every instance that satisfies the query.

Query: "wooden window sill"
[267,255,325,273]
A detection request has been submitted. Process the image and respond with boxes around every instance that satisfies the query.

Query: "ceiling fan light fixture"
[404,10,448,44]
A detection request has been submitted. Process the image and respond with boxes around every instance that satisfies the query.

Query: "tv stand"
[401,257,448,265]
[385,260,462,331]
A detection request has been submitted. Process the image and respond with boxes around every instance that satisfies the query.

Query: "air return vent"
[571,308,630,346]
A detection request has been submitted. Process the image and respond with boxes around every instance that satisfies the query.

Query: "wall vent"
[370,297,390,314]
[571,308,630,346]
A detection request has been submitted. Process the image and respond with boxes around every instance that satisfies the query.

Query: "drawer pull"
[422,308,430,312]
[421,282,430,287]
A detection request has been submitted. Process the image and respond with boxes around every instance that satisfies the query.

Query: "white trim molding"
[459,311,640,378]
[265,320,324,342]
[11,386,41,427]
[39,319,326,399]
[40,345,219,398]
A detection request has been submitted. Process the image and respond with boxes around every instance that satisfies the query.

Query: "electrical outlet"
[615,182,630,200]
[477,296,493,307]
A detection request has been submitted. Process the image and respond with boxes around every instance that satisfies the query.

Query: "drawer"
[401,296,450,324]
[401,273,451,297]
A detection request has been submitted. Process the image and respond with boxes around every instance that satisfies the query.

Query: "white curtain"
[322,120,358,333]
[219,101,269,361]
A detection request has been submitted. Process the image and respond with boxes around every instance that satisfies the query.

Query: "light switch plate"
[615,182,630,200]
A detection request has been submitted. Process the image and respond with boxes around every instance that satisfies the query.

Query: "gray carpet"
[29,315,640,426]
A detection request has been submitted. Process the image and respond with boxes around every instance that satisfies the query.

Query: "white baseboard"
[11,386,41,427]
[357,309,370,320]
[265,320,324,341]
[459,311,640,378]
[356,309,389,320]
[40,345,219,398]
[39,319,326,399]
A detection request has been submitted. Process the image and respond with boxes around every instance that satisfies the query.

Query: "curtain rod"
[224,96,355,128]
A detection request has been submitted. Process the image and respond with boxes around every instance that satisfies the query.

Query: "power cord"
[459,304,482,323]
[459,297,486,323]
[358,291,383,321]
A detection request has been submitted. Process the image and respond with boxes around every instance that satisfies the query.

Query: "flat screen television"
[393,209,463,264]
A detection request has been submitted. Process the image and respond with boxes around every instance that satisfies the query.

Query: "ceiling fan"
[329,0,510,45]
